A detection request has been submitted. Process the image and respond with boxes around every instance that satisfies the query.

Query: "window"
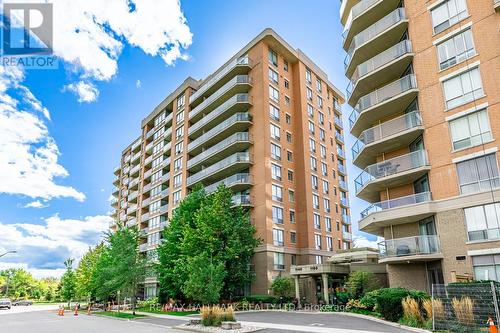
[287,169,294,181]
[270,123,281,141]
[269,68,279,84]
[175,141,183,155]
[285,113,291,124]
[315,234,322,250]
[325,217,332,232]
[308,121,315,134]
[272,206,284,224]
[321,162,328,176]
[319,128,326,142]
[291,232,296,244]
[271,143,281,160]
[269,49,278,66]
[269,85,280,102]
[316,78,322,92]
[450,110,491,150]
[284,79,289,89]
[147,232,160,246]
[177,94,185,109]
[318,112,325,125]
[175,126,184,139]
[306,87,313,101]
[324,198,331,213]
[437,29,475,70]
[272,184,283,202]
[309,139,316,153]
[290,210,296,223]
[320,145,327,158]
[306,68,312,83]
[269,104,280,121]
[153,141,164,155]
[313,213,321,229]
[273,229,284,246]
[149,200,161,213]
[313,194,320,209]
[431,0,468,34]
[150,185,162,198]
[317,95,323,109]
[456,153,500,194]
[149,215,162,229]
[176,110,184,124]
[154,112,165,126]
[153,127,165,140]
[174,157,182,171]
[173,174,182,188]
[173,190,181,205]
[465,202,500,241]
[310,156,317,171]
[327,236,333,251]
[311,175,318,190]
[315,255,323,264]
[151,170,162,183]
[286,132,292,143]
[443,67,483,109]
[274,252,284,270]
[323,180,329,194]
[472,255,500,282]
[287,150,293,162]
[284,60,288,72]
[152,156,162,169]
[288,189,295,202]
[271,163,282,181]
[307,104,314,118]
[285,96,290,107]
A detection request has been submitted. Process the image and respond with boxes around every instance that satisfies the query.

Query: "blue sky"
[0,0,377,277]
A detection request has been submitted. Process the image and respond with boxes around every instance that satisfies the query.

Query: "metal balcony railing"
[355,150,429,193]
[190,56,252,104]
[352,111,422,160]
[187,152,252,186]
[232,194,252,206]
[379,235,441,258]
[345,8,407,69]
[205,173,252,193]
[361,191,432,218]
[342,0,383,42]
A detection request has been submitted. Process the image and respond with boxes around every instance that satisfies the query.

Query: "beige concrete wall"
[386,262,428,291]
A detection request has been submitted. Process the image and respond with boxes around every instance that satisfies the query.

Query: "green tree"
[157,185,261,303]
[0,268,35,299]
[182,254,226,304]
[271,277,295,300]
[60,259,77,306]
[76,243,104,300]
[345,271,380,299]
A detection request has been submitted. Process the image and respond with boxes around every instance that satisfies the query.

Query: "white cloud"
[63,81,99,103]
[353,234,384,249]
[0,65,85,202]
[0,214,112,277]
[136,79,142,88]
[24,200,48,209]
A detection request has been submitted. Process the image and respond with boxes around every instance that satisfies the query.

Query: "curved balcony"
[188,132,252,172]
[344,7,408,78]
[189,75,252,123]
[189,93,252,138]
[359,191,433,235]
[188,113,252,154]
[347,40,413,106]
[232,194,252,207]
[378,235,443,264]
[349,74,418,137]
[355,150,430,201]
[187,152,252,187]
[190,56,252,106]
[352,111,423,168]
[205,173,253,194]
[342,0,401,51]
[340,0,361,25]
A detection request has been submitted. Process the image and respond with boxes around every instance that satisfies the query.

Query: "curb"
[332,312,431,333]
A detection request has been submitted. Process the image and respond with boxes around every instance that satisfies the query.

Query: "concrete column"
[294,276,300,300]
[321,273,329,304]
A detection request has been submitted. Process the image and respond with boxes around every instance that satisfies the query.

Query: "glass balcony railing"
[352,111,422,160]
[131,138,142,151]
[205,173,252,193]
[339,180,348,191]
[189,93,251,136]
[335,132,345,142]
[338,163,347,174]
[379,235,441,259]
[188,113,251,152]
[343,232,353,241]
[187,152,252,186]
[190,75,251,120]
[232,194,252,206]
[361,191,432,218]
[342,0,382,42]
[342,214,351,225]
[188,133,252,169]
[348,40,412,95]
[341,197,350,207]
[337,147,346,159]
[345,8,406,69]
[355,150,429,193]
[334,116,343,128]
[190,56,252,104]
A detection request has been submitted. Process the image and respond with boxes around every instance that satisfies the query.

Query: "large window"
[465,202,500,241]
[269,104,280,121]
[472,254,500,282]
[274,252,284,270]
[269,85,279,102]
[443,67,483,109]
[271,163,282,181]
[273,229,284,246]
[313,213,321,229]
[268,49,278,66]
[449,110,492,150]
[272,206,284,224]
[269,68,279,84]
[272,184,283,202]
[437,29,475,70]
[456,154,500,194]
[271,143,281,160]
[270,123,281,141]
[315,234,322,250]
[431,0,468,34]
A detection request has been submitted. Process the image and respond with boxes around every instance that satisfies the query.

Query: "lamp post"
[0,251,17,258]
[1,251,17,297]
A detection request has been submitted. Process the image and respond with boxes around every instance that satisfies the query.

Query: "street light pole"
[0,251,17,297]
[0,251,17,258]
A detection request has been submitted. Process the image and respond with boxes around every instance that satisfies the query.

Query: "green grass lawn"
[136,307,198,316]
[97,311,146,319]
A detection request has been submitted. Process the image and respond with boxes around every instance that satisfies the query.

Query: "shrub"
[401,297,424,326]
[345,271,380,299]
[270,277,294,301]
[334,292,349,306]
[360,290,380,311]
[200,305,236,326]
[452,297,475,326]
[375,288,410,322]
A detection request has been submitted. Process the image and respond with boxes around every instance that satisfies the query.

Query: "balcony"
[139,243,148,252]
[189,75,252,123]
[343,232,353,241]
[131,138,142,151]
[340,0,361,25]
[359,191,433,235]
[189,93,252,138]
[342,214,351,225]
[188,132,252,172]
[205,173,253,193]
[335,132,345,143]
[127,204,137,215]
[187,152,252,187]
[114,166,120,175]
[352,111,423,168]
[128,190,138,202]
[342,0,401,51]
[126,218,137,227]
[347,40,413,106]
[188,113,252,154]
[344,8,408,78]
[131,150,141,163]
[190,56,252,105]
[129,177,140,189]
[140,212,150,223]
[334,116,343,129]
[337,147,346,160]
[232,194,252,207]
[495,0,500,11]
[337,162,347,175]
[378,235,443,264]
[130,164,140,177]
[339,180,348,191]
[340,197,350,207]
[354,150,430,202]
[349,74,418,137]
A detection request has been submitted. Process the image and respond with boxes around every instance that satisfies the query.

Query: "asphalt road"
[0,304,59,316]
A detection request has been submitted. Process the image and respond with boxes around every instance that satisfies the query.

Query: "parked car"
[12,300,33,306]
[0,299,12,309]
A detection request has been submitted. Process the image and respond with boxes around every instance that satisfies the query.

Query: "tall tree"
[60,259,76,306]
[75,243,104,300]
